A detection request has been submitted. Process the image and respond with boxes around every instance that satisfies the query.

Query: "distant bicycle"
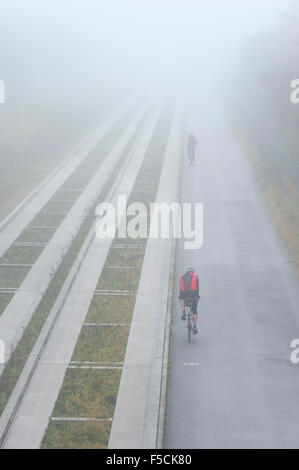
[187,147,195,166]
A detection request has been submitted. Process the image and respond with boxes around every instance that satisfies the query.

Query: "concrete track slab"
[1,103,163,449]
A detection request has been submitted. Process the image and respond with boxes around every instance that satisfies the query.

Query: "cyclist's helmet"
[186,266,195,273]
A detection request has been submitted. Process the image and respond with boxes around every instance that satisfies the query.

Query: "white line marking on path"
[182,363,200,366]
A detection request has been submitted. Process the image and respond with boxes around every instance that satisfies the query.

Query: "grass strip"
[0,245,44,266]
[52,368,121,418]
[0,266,31,289]
[105,247,145,267]
[72,325,130,363]
[29,212,66,227]
[86,294,136,324]
[41,200,76,213]
[96,266,141,291]
[41,420,111,449]
[0,293,14,317]
[15,227,57,244]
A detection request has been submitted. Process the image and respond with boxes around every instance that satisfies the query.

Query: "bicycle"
[185,305,193,342]
[187,147,195,166]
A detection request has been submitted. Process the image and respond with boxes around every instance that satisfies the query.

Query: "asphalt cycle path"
[165,95,299,449]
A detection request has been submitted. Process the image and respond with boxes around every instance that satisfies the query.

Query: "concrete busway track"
[165,96,299,449]
[0,98,150,373]
[108,99,184,449]
[0,101,165,448]
[0,96,138,259]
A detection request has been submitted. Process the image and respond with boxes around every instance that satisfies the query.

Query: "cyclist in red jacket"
[179,267,200,335]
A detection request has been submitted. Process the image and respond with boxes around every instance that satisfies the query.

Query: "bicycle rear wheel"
[188,323,192,342]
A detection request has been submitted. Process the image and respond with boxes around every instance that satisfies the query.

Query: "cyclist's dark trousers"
[185,297,198,315]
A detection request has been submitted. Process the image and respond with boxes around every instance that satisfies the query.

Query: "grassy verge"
[263,179,298,269]
[234,127,299,271]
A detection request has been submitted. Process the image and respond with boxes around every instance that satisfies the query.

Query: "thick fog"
[0,0,292,102]
[0,0,295,221]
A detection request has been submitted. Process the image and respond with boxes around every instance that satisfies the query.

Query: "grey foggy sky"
[0,0,293,101]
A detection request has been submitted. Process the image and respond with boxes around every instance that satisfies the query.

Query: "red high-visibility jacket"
[179,271,199,300]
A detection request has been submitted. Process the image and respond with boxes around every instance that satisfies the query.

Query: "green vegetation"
[53,190,81,201]
[41,200,76,213]
[230,1,299,269]
[52,369,121,418]
[72,325,130,363]
[106,247,145,267]
[41,420,111,449]
[97,266,141,291]
[86,294,136,324]
[0,293,14,316]
[0,265,31,289]
[0,246,44,268]
[15,227,57,244]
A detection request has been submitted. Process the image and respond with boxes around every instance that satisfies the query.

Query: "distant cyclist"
[187,133,197,166]
[179,266,200,335]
